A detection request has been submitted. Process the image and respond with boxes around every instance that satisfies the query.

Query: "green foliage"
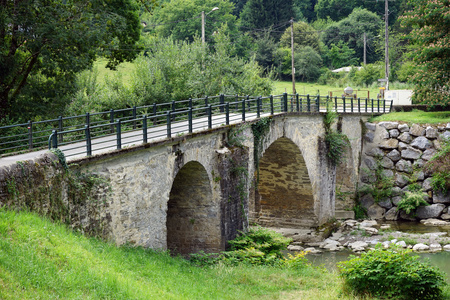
[321,8,383,64]
[228,227,292,258]
[401,0,450,105]
[338,246,446,299]
[396,190,429,215]
[353,204,367,220]
[323,107,349,166]
[275,46,323,82]
[0,0,142,120]
[352,62,385,87]
[323,41,358,70]
[425,138,450,193]
[279,21,320,52]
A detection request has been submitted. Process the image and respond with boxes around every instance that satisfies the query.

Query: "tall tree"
[401,0,450,104]
[279,21,320,51]
[0,0,142,120]
[240,0,293,40]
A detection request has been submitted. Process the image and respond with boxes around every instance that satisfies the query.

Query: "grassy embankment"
[0,209,362,300]
[371,110,450,124]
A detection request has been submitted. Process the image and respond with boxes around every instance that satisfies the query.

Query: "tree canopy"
[401,0,450,105]
[279,21,320,51]
[0,0,142,120]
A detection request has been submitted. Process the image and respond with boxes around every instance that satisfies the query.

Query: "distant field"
[371,111,450,124]
[272,81,382,99]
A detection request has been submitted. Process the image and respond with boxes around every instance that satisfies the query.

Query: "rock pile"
[360,121,450,221]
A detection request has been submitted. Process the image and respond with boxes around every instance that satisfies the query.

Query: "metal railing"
[1,93,393,158]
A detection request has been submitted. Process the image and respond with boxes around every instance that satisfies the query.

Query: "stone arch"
[166,161,220,254]
[254,137,316,227]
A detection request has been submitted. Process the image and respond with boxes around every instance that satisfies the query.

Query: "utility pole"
[385,0,389,90]
[201,11,205,44]
[290,18,296,95]
[363,32,367,66]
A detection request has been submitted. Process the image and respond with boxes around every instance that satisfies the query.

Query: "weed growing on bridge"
[323,106,349,166]
[251,117,272,186]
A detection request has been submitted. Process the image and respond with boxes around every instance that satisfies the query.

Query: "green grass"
[371,110,450,124]
[0,209,360,300]
[272,81,381,99]
[93,59,136,86]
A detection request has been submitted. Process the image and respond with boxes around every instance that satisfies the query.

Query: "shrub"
[338,246,446,300]
[425,137,450,193]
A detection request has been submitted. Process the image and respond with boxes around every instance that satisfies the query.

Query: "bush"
[338,246,446,299]
[425,137,450,193]
[396,189,429,215]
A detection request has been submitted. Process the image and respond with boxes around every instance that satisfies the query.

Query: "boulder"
[360,194,375,210]
[378,198,393,209]
[360,220,378,227]
[443,245,450,251]
[367,204,385,219]
[349,241,369,251]
[410,124,425,136]
[364,131,375,143]
[423,178,433,192]
[398,142,409,150]
[433,191,450,204]
[441,131,450,141]
[380,139,399,149]
[400,210,416,221]
[411,136,433,150]
[416,204,445,219]
[401,147,422,160]
[413,243,430,252]
[420,218,450,226]
[303,247,322,254]
[389,129,400,138]
[384,207,399,221]
[365,122,376,131]
[387,149,401,162]
[382,169,394,178]
[391,187,403,197]
[395,173,410,188]
[398,123,409,132]
[287,245,304,251]
[422,149,437,161]
[361,227,378,235]
[364,157,377,170]
[396,241,407,248]
[398,132,412,143]
[426,126,438,139]
[413,159,425,168]
[396,160,413,173]
[379,122,399,130]
[430,243,442,252]
[365,147,384,157]
[441,213,450,220]
[319,239,342,250]
[391,196,403,206]
[381,156,394,169]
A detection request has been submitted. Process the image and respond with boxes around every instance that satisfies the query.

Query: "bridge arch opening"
[254,137,316,227]
[166,161,220,255]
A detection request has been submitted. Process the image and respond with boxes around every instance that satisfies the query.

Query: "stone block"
[378,198,393,209]
[426,126,438,139]
[400,210,416,221]
[380,139,399,149]
[367,204,385,219]
[416,204,445,219]
[382,169,394,178]
[335,210,355,220]
[396,160,413,173]
[381,156,394,169]
[413,159,425,168]
[433,191,450,204]
[411,136,433,150]
[389,129,400,138]
[398,132,412,143]
[395,173,409,188]
[384,207,399,220]
[391,187,403,197]
[401,147,422,160]
[398,123,409,132]
[364,157,377,170]
[387,149,401,162]
[364,131,375,143]
[360,194,374,210]
[365,122,376,131]
[422,149,437,161]
[365,147,384,157]
[410,124,425,136]
[399,142,408,150]
[379,121,399,130]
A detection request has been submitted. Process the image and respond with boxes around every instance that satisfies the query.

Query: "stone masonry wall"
[360,121,450,221]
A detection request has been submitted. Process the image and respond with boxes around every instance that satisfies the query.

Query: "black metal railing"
[1,93,392,158]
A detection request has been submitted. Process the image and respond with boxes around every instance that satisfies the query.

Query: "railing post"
[152,103,157,125]
[316,95,320,112]
[208,104,212,129]
[246,95,251,111]
[365,98,368,113]
[132,106,137,129]
[299,97,303,112]
[270,95,274,115]
[342,96,346,113]
[28,120,33,150]
[390,100,393,112]
[358,98,361,113]
[307,94,311,112]
[257,97,261,118]
[167,112,171,138]
[334,96,338,112]
[58,116,63,143]
[351,97,354,113]
[242,99,246,121]
[143,115,148,143]
[116,119,121,150]
[383,99,386,113]
[204,96,209,116]
[110,109,115,133]
[226,102,230,125]
[296,94,299,112]
[371,98,374,113]
[283,92,288,112]
[290,96,294,112]
[325,95,329,111]
[189,98,193,118]
[377,99,380,112]
[189,108,193,133]
[85,125,92,156]
[48,130,57,150]
[219,94,225,113]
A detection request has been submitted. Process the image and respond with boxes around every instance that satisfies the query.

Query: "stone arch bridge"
[0,113,366,254]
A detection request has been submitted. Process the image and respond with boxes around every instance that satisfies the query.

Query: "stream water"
[304,221,450,281]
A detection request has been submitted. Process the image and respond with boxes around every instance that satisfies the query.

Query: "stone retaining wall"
[360,121,450,221]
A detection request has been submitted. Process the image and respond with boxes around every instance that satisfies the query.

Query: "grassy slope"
[371,111,450,124]
[0,210,359,300]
